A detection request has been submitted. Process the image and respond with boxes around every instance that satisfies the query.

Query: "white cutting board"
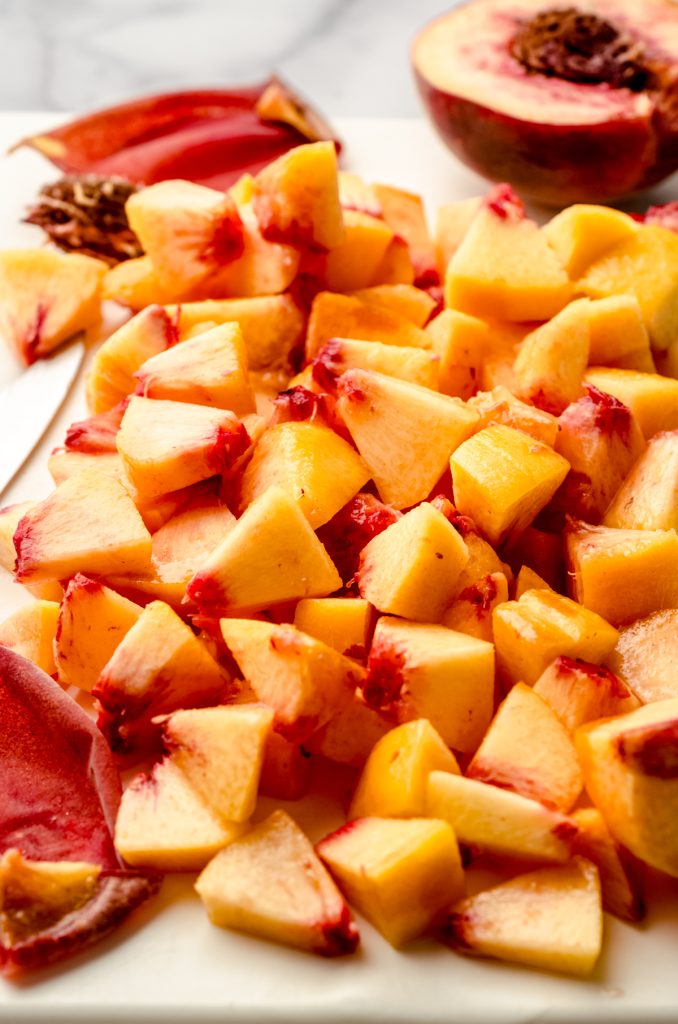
[0,113,677,1024]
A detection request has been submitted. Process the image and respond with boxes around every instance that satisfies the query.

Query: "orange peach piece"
[159,704,273,823]
[467,385,558,447]
[102,255,188,309]
[322,211,394,292]
[356,503,469,623]
[116,396,248,499]
[584,367,678,440]
[364,617,494,754]
[134,321,255,414]
[187,486,341,614]
[450,425,569,547]
[570,807,645,923]
[252,141,344,251]
[566,519,678,626]
[372,183,438,287]
[370,235,415,285]
[0,600,60,675]
[125,179,246,290]
[492,588,619,687]
[114,758,246,872]
[441,571,509,644]
[434,196,483,272]
[144,495,236,594]
[87,304,176,413]
[47,449,125,486]
[467,682,584,812]
[533,656,639,733]
[576,699,678,878]
[604,430,678,532]
[196,810,359,956]
[0,249,105,364]
[586,295,652,367]
[219,619,364,743]
[425,308,488,400]
[239,421,370,530]
[336,369,478,510]
[426,771,575,864]
[13,468,152,584]
[168,294,306,374]
[305,292,428,361]
[476,319,530,394]
[259,732,312,801]
[0,502,62,601]
[349,718,459,819]
[306,693,391,768]
[514,564,552,598]
[338,171,381,217]
[317,816,463,947]
[351,284,436,327]
[606,609,678,703]
[444,200,571,322]
[513,299,590,415]
[444,857,602,977]
[577,225,678,351]
[206,204,300,299]
[313,337,439,390]
[54,574,142,692]
[293,597,372,656]
[543,204,638,279]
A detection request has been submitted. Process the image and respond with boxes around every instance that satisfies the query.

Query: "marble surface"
[0,0,462,116]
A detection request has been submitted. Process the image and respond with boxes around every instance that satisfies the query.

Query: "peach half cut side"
[412,0,678,205]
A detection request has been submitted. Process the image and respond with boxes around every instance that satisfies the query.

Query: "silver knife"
[0,340,85,497]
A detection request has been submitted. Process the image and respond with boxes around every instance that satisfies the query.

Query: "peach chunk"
[583,368,678,439]
[0,502,61,600]
[607,610,678,703]
[444,190,571,322]
[125,179,244,291]
[336,369,478,510]
[363,617,494,753]
[252,141,344,251]
[54,575,142,692]
[441,571,509,643]
[239,421,370,530]
[187,487,341,614]
[425,308,488,400]
[13,468,151,584]
[570,808,645,923]
[566,520,678,626]
[349,719,459,820]
[513,299,590,415]
[102,255,187,309]
[134,321,255,413]
[293,597,372,656]
[576,699,678,877]
[219,620,364,742]
[168,294,306,373]
[0,600,60,675]
[514,565,551,599]
[585,296,652,368]
[204,204,300,299]
[47,449,124,487]
[578,225,678,351]
[604,430,678,531]
[356,503,469,623]
[0,249,105,364]
[533,656,639,733]
[322,211,394,291]
[307,693,391,768]
[305,292,428,361]
[351,284,436,327]
[196,810,359,956]
[450,425,569,547]
[116,396,249,499]
[317,817,463,947]
[543,204,638,279]
[467,682,584,812]
[146,495,237,594]
[94,600,228,754]
[434,196,483,271]
[444,857,602,977]
[426,772,575,865]
[372,183,438,287]
[467,385,558,447]
[87,304,176,414]
[159,704,273,823]
[313,338,439,391]
[114,758,245,872]
[492,589,619,687]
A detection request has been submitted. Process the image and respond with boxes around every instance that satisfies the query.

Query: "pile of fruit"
[0,137,677,979]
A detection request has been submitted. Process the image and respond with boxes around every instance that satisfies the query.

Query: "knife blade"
[0,340,85,497]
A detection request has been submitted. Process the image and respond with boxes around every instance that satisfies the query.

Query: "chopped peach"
[425,308,487,400]
[205,203,300,298]
[0,600,60,675]
[313,337,439,390]
[0,249,105,364]
[336,369,478,510]
[533,656,639,733]
[570,807,645,923]
[349,718,459,819]
[467,385,558,447]
[441,571,509,643]
[102,255,186,309]
[607,610,678,703]
[372,183,438,287]
[513,299,590,415]
[293,597,372,656]
[351,283,436,326]
[434,196,483,271]
[305,292,428,361]
[317,816,463,947]
[450,425,569,547]
[47,449,125,486]
[583,367,678,439]
[196,810,359,956]
[467,682,583,812]
[259,732,312,801]
[0,502,62,600]
[322,211,394,291]
[514,564,551,598]
[371,235,415,285]
[604,430,678,531]
[307,693,391,768]
[586,295,652,367]
[543,204,638,279]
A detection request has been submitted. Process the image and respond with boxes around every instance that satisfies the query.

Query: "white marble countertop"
[0,0,462,116]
